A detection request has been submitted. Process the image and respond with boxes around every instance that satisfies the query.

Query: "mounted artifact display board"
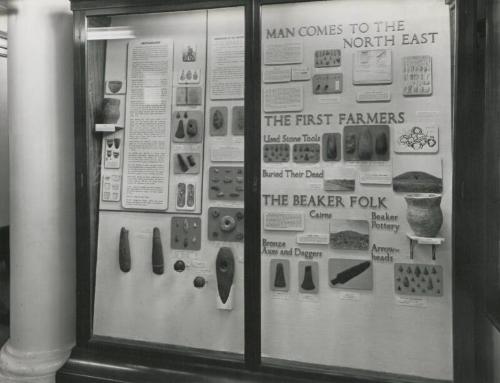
[93,7,246,353]
[67,0,474,382]
[260,0,453,380]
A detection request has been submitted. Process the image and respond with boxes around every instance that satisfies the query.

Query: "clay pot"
[108,80,123,94]
[102,98,120,124]
[405,193,443,237]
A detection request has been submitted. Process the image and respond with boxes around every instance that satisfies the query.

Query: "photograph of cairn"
[329,219,370,250]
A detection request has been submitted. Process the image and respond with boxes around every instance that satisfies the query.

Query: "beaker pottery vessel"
[108,80,123,94]
[404,193,443,237]
[102,98,120,124]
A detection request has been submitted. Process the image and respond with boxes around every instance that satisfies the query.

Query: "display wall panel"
[260,0,453,380]
[91,6,246,354]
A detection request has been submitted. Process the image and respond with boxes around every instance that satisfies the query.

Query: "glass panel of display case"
[260,0,453,380]
[88,7,245,354]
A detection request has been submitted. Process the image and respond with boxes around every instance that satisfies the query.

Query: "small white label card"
[263,66,292,83]
[395,296,428,308]
[192,260,211,276]
[211,144,245,162]
[263,84,303,112]
[318,96,341,104]
[356,89,391,103]
[296,233,330,245]
[340,291,361,301]
[291,66,311,81]
[358,162,393,185]
[416,111,440,122]
[298,294,320,303]
[264,211,305,231]
[264,40,303,65]
[394,125,439,153]
[95,124,117,133]
[308,182,323,191]
[272,291,290,301]
[192,260,207,269]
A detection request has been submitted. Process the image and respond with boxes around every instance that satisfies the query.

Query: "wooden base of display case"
[56,346,309,383]
[56,341,451,383]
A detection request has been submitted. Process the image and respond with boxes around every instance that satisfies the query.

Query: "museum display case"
[60,0,482,382]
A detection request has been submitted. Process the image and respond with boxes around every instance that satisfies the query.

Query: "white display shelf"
[406,233,445,260]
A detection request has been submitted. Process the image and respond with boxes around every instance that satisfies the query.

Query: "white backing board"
[260,0,453,379]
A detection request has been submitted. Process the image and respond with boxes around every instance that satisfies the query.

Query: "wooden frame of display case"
[58,0,484,382]
[484,2,500,332]
[476,0,500,381]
